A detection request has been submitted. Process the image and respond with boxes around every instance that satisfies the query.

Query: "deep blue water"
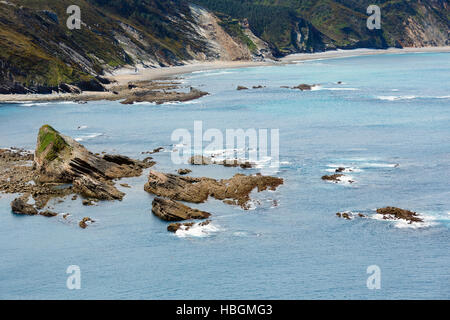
[0,52,449,299]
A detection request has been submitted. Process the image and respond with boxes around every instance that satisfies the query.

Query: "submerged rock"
[152,198,211,221]
[79,217,95,229]
[293,84,314,91]
[376,207,423,223]
[237,86,248,90]
[145,171,283,209]
[336,212,366,220]
[322,174,344,182]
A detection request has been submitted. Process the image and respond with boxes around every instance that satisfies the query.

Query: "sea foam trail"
[376,95,450,101]
[75,133,104,142]
[370,213,438,229]
[175,222,220,238]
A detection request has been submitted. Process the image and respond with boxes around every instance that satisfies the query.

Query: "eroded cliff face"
[189,5,252,61]
[0,0,448,93]
[400,3,449,47]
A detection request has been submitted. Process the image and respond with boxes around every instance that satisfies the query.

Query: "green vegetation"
[0,0,448,92]
[37,125,70,161]
[193,0,449,53]
[217,16,258,53]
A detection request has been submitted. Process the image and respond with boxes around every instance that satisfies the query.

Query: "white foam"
[377,95,417,101]
[77,125,88,130]
[324,174,356,186]
[75,133,104,142]
[360,162,398,168]
[377,95,450,101]
[371,213,437,229]
[326,164,363,173]
[175,221,219,238]
[312,85,359,91]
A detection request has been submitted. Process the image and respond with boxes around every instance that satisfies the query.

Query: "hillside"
[0,0,448,93]
[193,0,449,55]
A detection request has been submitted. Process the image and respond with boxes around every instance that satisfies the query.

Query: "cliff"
[0,0,448,93]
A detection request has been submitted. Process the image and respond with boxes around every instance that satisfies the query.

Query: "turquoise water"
[0,52,449,299]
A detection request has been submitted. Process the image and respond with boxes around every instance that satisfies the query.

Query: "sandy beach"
[1,46,449,103]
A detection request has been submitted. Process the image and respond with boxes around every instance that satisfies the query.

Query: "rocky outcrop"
[189,155,253,168]
[73,176,125,201]
[145,171,283,209]
[167,220,211,233]
[58,83,82,94]
[293,84,314,91]
[11,196,38,215]
[79,217,95,229]
[237,86,249,90]
[376,207,423,223]
[39,210,58,217]
[336,212,366,220]
[34,125,152,201]
[177,169,192,175]
[322,174,344,182]
[121,87,208,105]
[152,198,211,221]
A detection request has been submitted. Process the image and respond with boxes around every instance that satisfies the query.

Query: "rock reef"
[145,170,283,209]
[376,207,423,223]
[34,125,153,200]
[152,198,211,221]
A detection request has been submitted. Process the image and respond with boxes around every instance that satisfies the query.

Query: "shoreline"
[1,46,449,103]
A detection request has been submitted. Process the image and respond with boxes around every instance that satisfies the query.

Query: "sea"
[0,52,449,299]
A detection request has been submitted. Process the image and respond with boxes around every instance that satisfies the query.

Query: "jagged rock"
[74,176,125,201]
[252,85,265,89]
[11,196,38,215]
[148,147,164,154]
[82,199,95,206]
[39,210,58,217]
[77,78,106,92]
[336,212,367,220]
[237,86,248,90]
[152,198,211,221]
[79,217,94,229]
[322,174,344,182]
[177,169,192,175]
[293,84,313,91]
[335,167,346,173]
[167,220,211,233]
[58,83,82,94]
[95,76,111,85]
[376,207,423,223]
[34,125,148,200]
[145,171,283,209]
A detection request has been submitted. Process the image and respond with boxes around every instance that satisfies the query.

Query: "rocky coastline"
[1,125,285,232]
